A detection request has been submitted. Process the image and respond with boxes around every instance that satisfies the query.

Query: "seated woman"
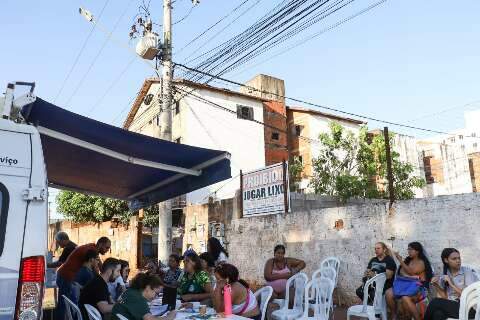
[207,237,229,266]
[112,273,176,320]
[177,252,213,303]
[212,263,260,320]
[356,242,396,302]
[199,252,217,288]
[386,242,433,320]
[425,248,478,320]
[264,244,306,299]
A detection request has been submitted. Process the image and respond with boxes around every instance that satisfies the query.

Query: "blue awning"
[21,98,231,210]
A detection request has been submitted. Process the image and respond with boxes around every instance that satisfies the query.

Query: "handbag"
[392,276,422,298]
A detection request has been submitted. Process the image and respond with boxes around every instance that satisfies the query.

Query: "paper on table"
[150,304,169,316]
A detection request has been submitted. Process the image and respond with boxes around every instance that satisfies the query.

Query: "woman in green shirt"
[112,273,176,320]
[178,253,213,303]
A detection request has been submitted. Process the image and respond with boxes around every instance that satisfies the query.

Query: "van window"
[0,183,9,256]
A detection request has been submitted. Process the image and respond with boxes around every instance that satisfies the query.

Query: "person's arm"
[47,260,62,268]
[431,276,448,299]
[394,252,424,277]
[96,301,113,314]
[264,259,290,281]
[212,280,226,313]
[143,311,177,320]
[181,282,213,302]
[288,258,306,274]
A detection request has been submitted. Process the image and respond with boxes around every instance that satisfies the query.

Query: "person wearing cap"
[47,231,77,268]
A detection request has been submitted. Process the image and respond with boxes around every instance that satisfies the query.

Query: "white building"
[124,78,267,205]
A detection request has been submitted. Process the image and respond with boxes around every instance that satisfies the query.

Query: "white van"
[0,89,47,319]
[0,82,231,320]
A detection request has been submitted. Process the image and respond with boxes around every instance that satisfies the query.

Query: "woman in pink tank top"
[264,245,306,298]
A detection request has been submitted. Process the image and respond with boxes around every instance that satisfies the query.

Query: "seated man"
[79,257,121,319]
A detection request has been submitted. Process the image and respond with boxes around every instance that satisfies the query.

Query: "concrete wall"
[225,193,480,305]
[49,216,141,271]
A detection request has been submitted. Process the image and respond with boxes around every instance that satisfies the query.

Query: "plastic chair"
[84,304,102,320]
[63,295,83,320]
[320,257,340,286]
[255,286,274,320]
[272,272,309,320]
[346,273,387,320]
[446,281,480,320]
[117,314,129,320]
[312,266,337,284]
[301,277,334,320]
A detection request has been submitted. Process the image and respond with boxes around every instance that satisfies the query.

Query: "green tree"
[310,122,425,201]
[289,156,304,192]
[56,191,159,226]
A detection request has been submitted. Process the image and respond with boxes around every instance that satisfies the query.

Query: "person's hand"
[181,294,195,302]
[164,311,177,320]
[444,275,453,286]
[431,276,441,287]
[394,251,403,261]
[180,302,193,309]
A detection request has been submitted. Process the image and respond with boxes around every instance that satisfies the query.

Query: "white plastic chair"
[347,273,387,320]
[63,295,83,320]
[117,314,129,320]
[84,304,102,320]
[320,257,340,286]
[255,286,274,320]
[446,281,480,320]
[312,266,337,284]
[272,272,309,320]
[301,277,334,320]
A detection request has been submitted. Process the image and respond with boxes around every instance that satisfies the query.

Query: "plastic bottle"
[223,284,232,316]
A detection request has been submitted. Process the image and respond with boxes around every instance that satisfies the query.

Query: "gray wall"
[226,193,480,305]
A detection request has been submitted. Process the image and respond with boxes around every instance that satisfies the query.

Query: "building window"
[474,143,478,149]
[175,101,180,115]
[271,132,280,140]
[298,155,303,164]
[450,137,455,143]
[236,105,254,120]
[472,133,477,137]
[144,93,154,105]
[155,115,160,126]
[459,135,464,140]
[295,125,303,136]
[175,137,182,144]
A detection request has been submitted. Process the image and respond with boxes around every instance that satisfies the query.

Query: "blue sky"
[2,0,480,137]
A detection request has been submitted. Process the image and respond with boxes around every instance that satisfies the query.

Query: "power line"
[229,0,387,77]
[54,0,111,103]
[110,92,140,125]
[181,0,264,62]
[174,0,255,55]
[87,56,136,116]
[175,86,321,145]
[174,63,480,140]
[64,0,135,107]
[173,4,196,25]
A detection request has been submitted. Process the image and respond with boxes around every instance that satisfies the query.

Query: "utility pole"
[157,0,173,263]
[383,127,395,209]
